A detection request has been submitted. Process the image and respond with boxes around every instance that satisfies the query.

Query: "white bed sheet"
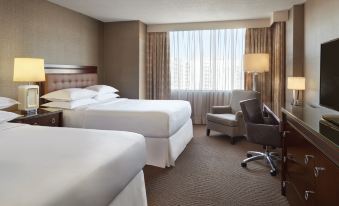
[63,98,192,138]
[0,123,146,206]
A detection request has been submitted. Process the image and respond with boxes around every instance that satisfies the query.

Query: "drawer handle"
[304,190,315,200]
[314,166,326,177]
[304,155,314,165]
[51,118,56,124]
[287,153,295,161]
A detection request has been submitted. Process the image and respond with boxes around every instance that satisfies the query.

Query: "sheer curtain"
[170,29,246,124]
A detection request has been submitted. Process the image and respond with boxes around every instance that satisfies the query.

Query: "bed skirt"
[109,171,147,206]
[145,119,193,168]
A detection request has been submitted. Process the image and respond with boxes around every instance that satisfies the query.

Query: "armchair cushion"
[211,106,232,114]
[206,113,238,127]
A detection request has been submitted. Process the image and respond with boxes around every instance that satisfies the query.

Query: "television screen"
[320,38,339,111]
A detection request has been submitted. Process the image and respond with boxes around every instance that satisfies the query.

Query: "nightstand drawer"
[10,109,63,127]
[17,114,60,127]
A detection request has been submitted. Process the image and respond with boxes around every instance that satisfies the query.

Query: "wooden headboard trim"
[45,64,97,74]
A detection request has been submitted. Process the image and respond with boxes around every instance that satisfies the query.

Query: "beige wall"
[286,4,304,106]
[0,0,103,99]
[103,21,146,99]
[304,0,339,114]
[139,22,147,99]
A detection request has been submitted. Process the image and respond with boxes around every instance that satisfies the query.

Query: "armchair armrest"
[235,111,243,121]
[211,105,232,114]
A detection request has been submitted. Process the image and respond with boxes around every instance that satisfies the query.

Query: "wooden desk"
[281,106,339,206]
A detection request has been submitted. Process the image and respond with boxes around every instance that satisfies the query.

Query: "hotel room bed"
[41,65,194,168]
[64,99,191,138]
[61,98,193,168]
[0,122,147,206]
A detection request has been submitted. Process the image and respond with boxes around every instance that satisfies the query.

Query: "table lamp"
[287,77,305,106]
[13,58,45,114]
[244,53,269,91]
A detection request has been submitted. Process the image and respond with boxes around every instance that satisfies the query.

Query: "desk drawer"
[282,108,339,206]
[285,123,316,205]
[285,181,311,206]
[313,152,339,206]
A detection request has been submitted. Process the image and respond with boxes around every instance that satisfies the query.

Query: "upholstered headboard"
[42,64,98,95]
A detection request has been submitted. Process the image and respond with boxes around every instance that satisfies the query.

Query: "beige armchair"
[206,90,260,144]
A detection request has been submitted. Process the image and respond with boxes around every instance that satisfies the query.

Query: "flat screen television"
[320,38,339,111]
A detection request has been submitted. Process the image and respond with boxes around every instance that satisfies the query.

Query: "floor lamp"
[244,53,269,91]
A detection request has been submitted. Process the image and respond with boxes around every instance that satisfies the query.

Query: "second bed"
[42,65,194,168]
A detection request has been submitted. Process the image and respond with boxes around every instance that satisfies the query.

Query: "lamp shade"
[287,77,305,90]
[244,53,269,73]
[13,58,45,82]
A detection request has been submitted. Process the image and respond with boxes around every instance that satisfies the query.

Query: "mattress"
[63,99,192,138]
[0,123,146,206]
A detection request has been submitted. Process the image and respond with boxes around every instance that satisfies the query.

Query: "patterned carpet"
[144,125,289,206]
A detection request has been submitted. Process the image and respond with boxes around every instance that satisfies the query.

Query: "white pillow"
[41,88,97,102]
[0,97,19,109]
[42,98,97,109]
[86,85,118,94]
[95,93,120,101]
[0,111,20,124]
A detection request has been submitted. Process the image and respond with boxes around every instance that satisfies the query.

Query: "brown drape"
[146,32,170,100]
[244,22,286,116]
[245,27,272,107]
[271,22,286,115]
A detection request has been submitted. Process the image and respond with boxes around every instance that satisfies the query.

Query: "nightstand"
[9,108,63,127]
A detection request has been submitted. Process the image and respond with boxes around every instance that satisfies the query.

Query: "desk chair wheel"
[241,162,247,168]
[270,170,277,176]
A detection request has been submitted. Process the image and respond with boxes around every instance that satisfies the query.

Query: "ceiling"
[48,0,305,24]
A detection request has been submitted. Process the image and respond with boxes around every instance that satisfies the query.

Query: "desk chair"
[240,98,282,176]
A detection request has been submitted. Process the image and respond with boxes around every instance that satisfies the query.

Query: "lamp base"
[291,99,304,106]
[17,85,40,112]
[291,90,303,106]
[252,72,259,91]
[25,109,38,116]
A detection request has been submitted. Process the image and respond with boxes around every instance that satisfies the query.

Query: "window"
[170,29,246,91]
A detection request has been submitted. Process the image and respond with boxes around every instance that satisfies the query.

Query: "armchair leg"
[230,137,236,145]
[206,129,210,136]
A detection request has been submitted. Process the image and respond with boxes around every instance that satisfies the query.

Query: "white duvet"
[63,99,192,138]
[0,123,146,206]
